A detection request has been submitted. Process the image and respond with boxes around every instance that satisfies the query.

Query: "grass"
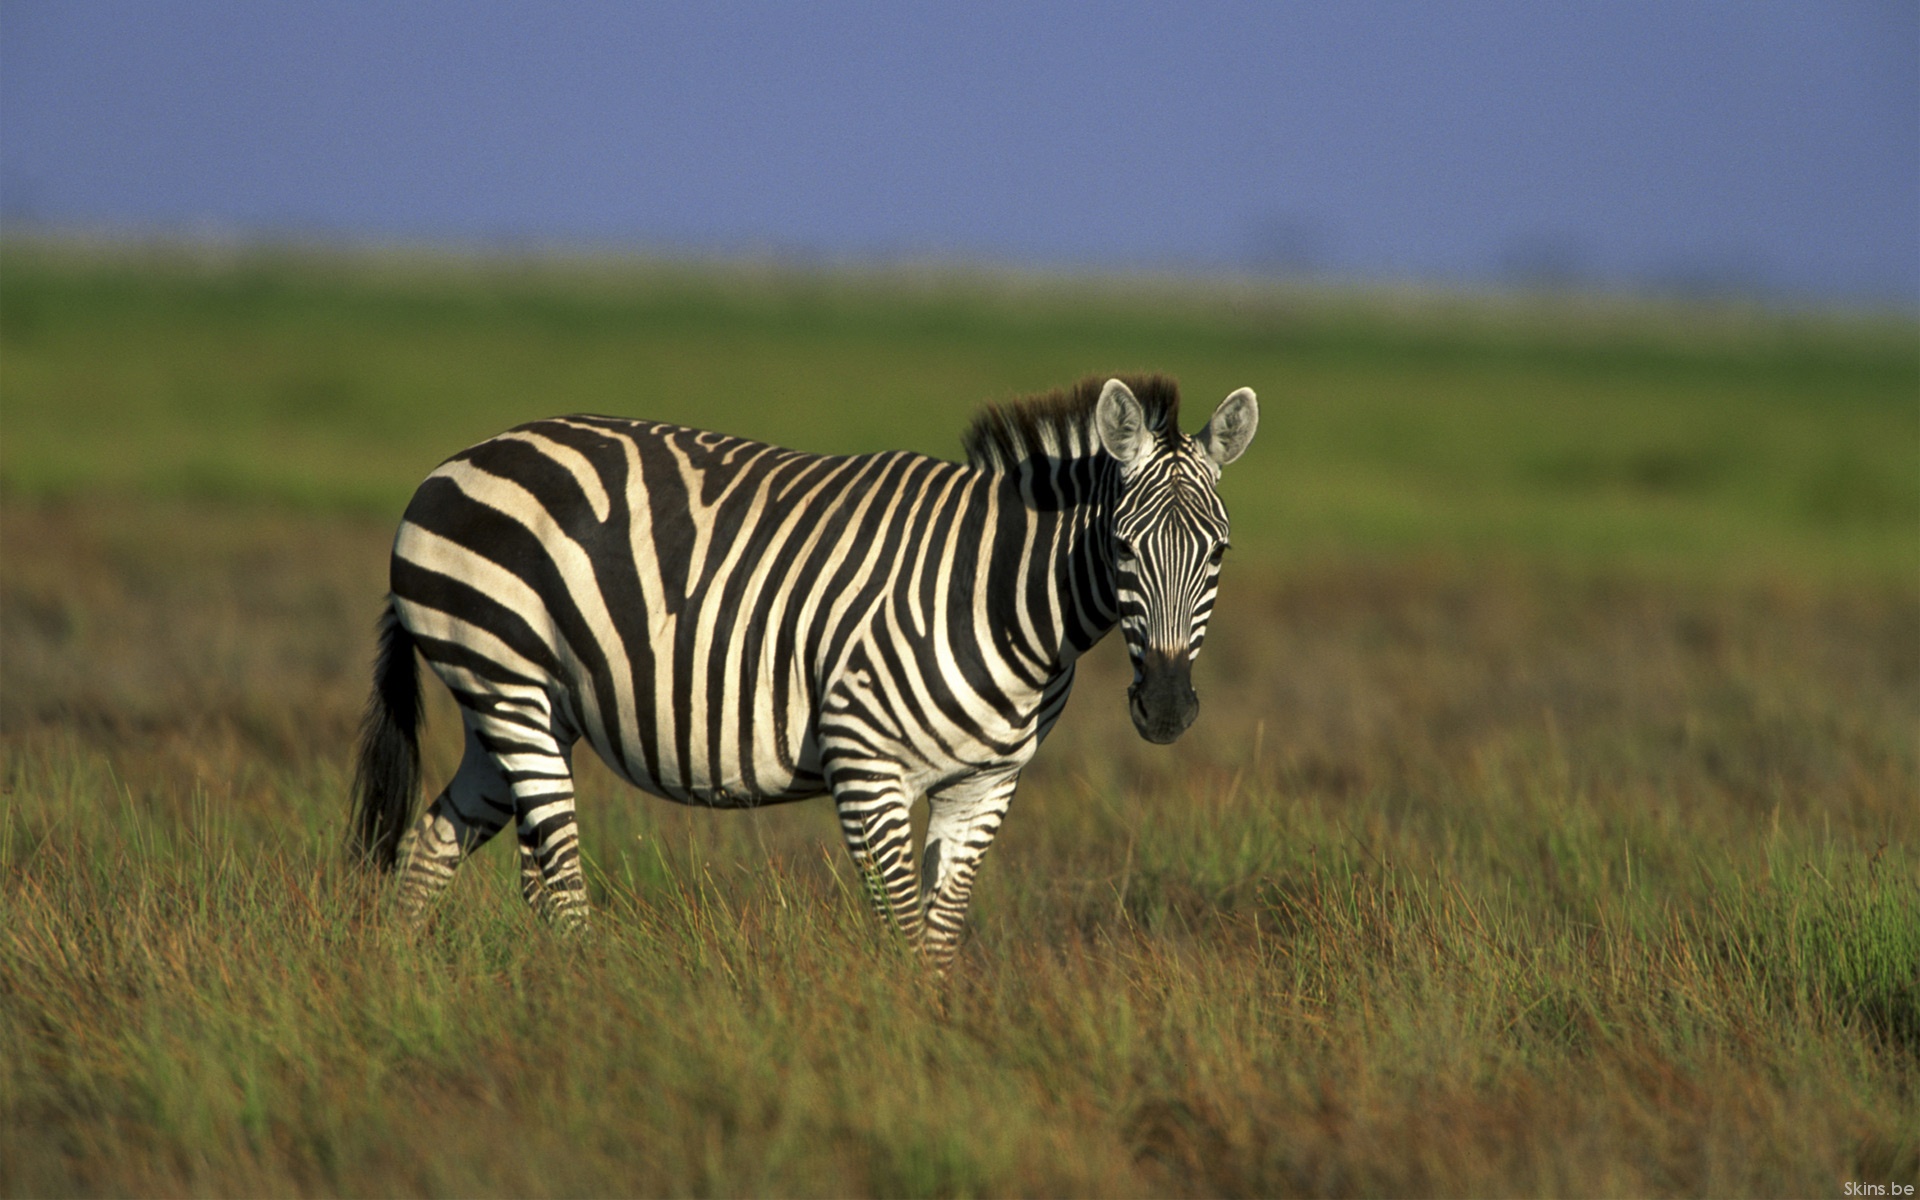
[3,238,1915,577]
[1,241,1917,1196]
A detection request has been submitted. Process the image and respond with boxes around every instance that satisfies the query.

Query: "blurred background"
[2,0,1915,740]
[3,1,1916,305]
[2,2,1916,565]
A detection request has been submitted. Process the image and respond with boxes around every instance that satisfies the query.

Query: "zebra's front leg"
[829,769,924,947]
[921,770,1021,974]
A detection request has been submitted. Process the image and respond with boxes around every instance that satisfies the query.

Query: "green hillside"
[5,240,1913,577]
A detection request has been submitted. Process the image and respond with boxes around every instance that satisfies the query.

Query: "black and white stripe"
[350,374,1257,969]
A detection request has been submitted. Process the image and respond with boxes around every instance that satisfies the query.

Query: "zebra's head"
[1095,378,1259,744]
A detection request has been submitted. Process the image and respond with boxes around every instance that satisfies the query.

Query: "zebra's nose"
[1128,649,1199,744]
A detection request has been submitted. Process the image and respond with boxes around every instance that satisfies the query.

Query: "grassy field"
[2,239,1916,1196]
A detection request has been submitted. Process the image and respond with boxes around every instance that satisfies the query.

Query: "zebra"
[350,373,1257,971]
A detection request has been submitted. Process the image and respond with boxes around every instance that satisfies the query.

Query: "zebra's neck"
[960,373,1178,674]
[986,452,1121,675]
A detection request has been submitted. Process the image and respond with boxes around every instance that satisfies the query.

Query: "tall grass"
[4,721,1915,1196]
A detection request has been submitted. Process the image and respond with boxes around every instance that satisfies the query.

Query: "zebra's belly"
[599,746,829,809]
[575,685,829,809]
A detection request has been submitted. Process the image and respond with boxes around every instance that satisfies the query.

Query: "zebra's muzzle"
[1128,648,1199,744]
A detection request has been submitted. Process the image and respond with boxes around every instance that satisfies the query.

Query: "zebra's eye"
[1208,544,1229,566]
[1115,542,1138,568]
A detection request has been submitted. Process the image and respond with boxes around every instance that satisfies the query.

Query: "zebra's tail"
[349,599,422,872]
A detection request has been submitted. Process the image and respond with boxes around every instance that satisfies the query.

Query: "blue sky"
[3,2,1915,304]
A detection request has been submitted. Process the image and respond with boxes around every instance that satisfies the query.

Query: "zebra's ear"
[1095,378,1151,469]
[1198,387,1258,467]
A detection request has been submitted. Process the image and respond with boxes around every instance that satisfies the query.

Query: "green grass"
[3,238,1915,578]
[2,242,1917,1196]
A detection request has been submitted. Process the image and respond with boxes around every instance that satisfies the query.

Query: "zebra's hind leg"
[920,769,1021,975]
[504,732,589,932]
[395,719,515,922]
[516,833,548,909]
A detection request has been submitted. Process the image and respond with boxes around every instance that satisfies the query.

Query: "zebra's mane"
[961,373,1182,473]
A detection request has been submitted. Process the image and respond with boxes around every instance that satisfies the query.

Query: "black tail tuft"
[349,601,422,872]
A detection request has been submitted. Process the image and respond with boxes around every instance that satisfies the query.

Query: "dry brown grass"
[4,496,1915,1197]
